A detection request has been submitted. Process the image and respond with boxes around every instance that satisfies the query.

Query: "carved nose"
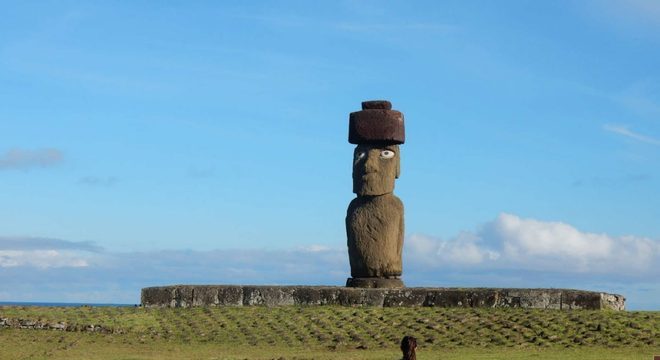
[364,152,379,173]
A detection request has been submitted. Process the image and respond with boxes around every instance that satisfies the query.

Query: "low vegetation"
[1,305,658,359]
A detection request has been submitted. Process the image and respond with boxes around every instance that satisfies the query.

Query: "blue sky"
[1,1,659,309]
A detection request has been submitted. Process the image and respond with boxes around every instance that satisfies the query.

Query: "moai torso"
[345,100,406,288]
[347,193,404,277]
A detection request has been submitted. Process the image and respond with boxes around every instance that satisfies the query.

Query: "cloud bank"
[0,237,101,269]
[1,214,658,309]
[407,213,658,276]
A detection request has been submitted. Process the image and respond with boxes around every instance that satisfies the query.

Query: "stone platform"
[141,285,625,310]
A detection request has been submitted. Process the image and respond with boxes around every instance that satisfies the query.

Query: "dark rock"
[243,286,295,306]
[174,286,194,308]
[349,109,405,145]
[192,286,219,306]
[338,288,385,307]
[562,290,602,310]
[293,286,326,305]
[141,286,177,307]
[217,286,243,306]
[346,277,404,289]
[316,287,342,305]
[362,100,392,110]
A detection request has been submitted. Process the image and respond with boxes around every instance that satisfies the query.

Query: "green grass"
[1,306,658,359]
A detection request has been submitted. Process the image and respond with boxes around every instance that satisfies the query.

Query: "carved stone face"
[352,144,400,196]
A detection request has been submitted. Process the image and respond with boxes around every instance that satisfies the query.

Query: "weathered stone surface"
[0,317,115,333]
[140,286,176,307]
[347,100,406,288]
[192,286,218,306]
[243,286,296,306]
[141,286,625,310]
[601,292,626,311]
[424,289,495,307]
[562,290,602,310]
[174,286,194,308]
[346,277,404,288]
[362,100,392,110]
[217,286,244,306]
[338,288,385,306]
[349,109,405,145]
[383,289,427,306]
[292,286,324,305]
[346,193,404,278]
[352,145,400,196]
[499,289,562,309]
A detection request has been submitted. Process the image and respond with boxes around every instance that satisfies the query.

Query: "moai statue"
[346,100,405,288]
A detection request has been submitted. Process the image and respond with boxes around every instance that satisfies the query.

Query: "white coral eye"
[380,150,395,159]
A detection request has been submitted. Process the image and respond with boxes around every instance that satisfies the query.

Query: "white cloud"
[1,223,658,308]
[0,238,349,304]
[0,236,102,252]
[406,213,659,276]
[604,124,660,146]
[492,213,612,259]
[0,250,89,268]
[0,237,99,269]
[0,148,64,170]
[407,232,498,266]
[298,244,333,252]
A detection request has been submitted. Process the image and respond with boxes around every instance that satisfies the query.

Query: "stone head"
[352,144,400,196]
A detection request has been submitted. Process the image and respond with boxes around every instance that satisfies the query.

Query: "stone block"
[293,286,323,305]
[424,289,475,307]
[562,290,601,310]
[216,286,243,306]
[174,286,194,308]
[362,100,392,110]
[349,109,405,145]
[501,289,561,309]
[383,289,426,307]
[317,287,342,305]
[338,288,385,307]
[468,289,500,307]
[346,277,404,288]
[601,293,625,311]
[139,285,624,310]
[243,286,295,306]
[192,286,218,306]
[141,286,177,307]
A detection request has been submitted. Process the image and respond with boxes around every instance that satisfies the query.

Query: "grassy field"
[1,305,658,359]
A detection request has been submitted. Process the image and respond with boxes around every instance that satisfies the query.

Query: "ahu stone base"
[141,285,625,310]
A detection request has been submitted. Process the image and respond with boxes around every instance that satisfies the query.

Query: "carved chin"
[354,180,394,196]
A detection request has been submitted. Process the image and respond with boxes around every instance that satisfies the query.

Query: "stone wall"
[141,285,625,310]
[0,317,119,333]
